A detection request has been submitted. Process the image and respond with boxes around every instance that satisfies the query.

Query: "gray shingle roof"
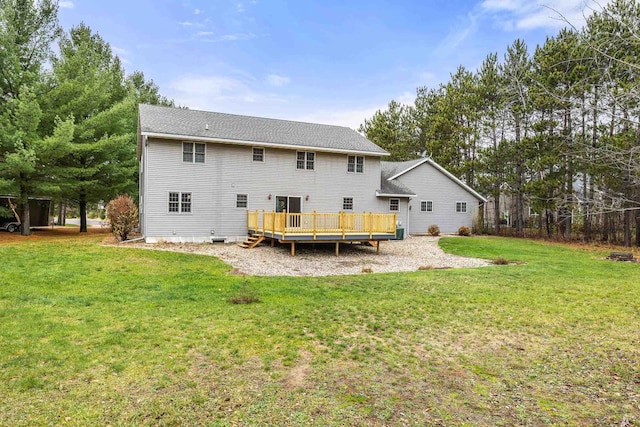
[378,161,418,196]
[138,104,388,156]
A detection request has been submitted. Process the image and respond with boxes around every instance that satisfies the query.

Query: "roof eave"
[140,131,390,157]
[375,191,416,198]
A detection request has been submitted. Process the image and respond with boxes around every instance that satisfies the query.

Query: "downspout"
[406,197,411,238]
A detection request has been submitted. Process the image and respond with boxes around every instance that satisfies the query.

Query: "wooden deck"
[247,210,397,256]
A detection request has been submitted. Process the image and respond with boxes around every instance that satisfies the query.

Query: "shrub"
[458,225,471,236]
[228,281,261,304]
[106,195,138,241]
[427,224,440,236]
[492,257,509,265]
[361,267,373,274]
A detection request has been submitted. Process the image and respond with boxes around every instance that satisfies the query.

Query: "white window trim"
[389,198,400,212]
[236,194,248,209]
[342,196,354,211]
[347,155,365,174]
[456,201,468,213]
[421,200,433,213]
[168,191,192,214]
[252,147,265,163]
[182,142,206,164]
[296,151,315,171]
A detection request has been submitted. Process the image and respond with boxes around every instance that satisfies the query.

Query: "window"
[169,192,192,213]
[296,151,315,170]
[343,197,353,210]
[421,200,433,212]
[183,142,205,163]
[252,147,264,162]
[236,194,248,208]
[456,201,467,213]
[347,155,364,173]
[389,199,399,211]
[169,192,179,212]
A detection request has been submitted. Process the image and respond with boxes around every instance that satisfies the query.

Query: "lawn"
[1,231,638,426]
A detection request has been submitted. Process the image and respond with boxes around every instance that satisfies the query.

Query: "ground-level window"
[456,201,467,213]
[236,194,248,208]
[296,151,315,170]
[252,147,264,162]
[169,192,192,213]
[421,200,433,212]
[183,142,205,163]
[343,197,353,210]
[389,199,399,211]
[347,155,364,173]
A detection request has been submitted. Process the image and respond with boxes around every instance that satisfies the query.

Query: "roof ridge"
[139,103,360,131]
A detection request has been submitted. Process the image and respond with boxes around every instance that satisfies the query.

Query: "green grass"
[1,234,638,426]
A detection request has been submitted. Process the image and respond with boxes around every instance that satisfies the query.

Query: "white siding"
[142,138,391,242]
[394,164,481,234]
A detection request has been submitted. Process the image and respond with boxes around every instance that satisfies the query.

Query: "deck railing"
[247,210,397,240]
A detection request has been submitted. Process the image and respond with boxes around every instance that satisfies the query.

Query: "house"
[137,104,485,243]
[381,159,486,235]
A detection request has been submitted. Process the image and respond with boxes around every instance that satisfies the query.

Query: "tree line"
[360,0,640,246]
[0,0,172,235]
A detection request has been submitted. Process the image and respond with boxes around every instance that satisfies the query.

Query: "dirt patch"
[284,350,313,389]
[0,226,110,243]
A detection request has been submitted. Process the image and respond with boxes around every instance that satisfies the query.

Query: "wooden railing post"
[282,209,287,239]
[313,210,317,240]
[369,211,373,239]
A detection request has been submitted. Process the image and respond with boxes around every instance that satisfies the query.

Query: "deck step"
[240,235,265,249]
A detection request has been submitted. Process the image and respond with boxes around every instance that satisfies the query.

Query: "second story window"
[252,147,264,162]
[347,155,364,173]
[421,200,433,212]
[456,201,468,213]
[296,151,315,170]
[236,194,248,208]
[183,142,205,163]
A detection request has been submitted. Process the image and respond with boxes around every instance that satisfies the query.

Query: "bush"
[458,225,471,236]
[228,281,261,304]
[427,224,440,236]
[106,195,138,241]
[492,257,509,265]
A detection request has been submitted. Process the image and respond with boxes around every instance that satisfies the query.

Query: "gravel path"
[118,235,491,276]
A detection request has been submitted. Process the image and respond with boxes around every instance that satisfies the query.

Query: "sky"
[57,0,610,129]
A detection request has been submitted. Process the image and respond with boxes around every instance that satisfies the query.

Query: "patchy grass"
[0,232,638,425]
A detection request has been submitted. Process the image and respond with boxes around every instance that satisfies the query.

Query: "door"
[275,196,302,228]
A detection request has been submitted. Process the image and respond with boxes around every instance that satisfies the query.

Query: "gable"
[382,158,486,202]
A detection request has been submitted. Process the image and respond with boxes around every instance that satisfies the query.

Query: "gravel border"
[116,235,491,276]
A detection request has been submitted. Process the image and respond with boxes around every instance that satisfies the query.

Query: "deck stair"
[239,234,265,249]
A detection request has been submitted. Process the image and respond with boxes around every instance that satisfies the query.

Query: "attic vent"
[205,123,209,130]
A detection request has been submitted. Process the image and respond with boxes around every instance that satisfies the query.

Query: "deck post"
[261,209,265,235]
[335,241,339,256]
[341,211,346,239]
[369,211,373,239]
[377,240,380,254]
[291,241,295,256]
[282,209,287,239]
[313,210,317,240]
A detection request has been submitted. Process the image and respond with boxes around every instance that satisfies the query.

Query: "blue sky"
[58,0,608,129]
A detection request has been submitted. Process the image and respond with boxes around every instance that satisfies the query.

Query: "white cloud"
[111,46,131,65]
[194,8,202,15]
[167,74,288,113]
[434,12,479,54]
[266,74,290,87]
[480,0,612,31]
[197,31,214,36]
[59,0,74,8]
[178,21,195,27]
[237,2,245,13]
